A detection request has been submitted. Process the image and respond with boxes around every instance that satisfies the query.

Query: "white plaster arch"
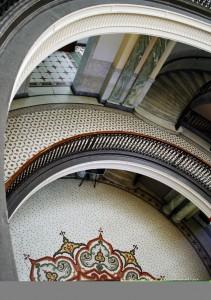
[9,159,211,220]
[10,3,211,105]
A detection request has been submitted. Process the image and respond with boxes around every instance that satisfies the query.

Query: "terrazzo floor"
[10,179,210,281]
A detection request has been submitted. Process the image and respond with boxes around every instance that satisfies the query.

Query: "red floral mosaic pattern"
[26,230,164,281]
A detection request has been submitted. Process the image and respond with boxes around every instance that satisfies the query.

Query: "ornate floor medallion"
[25,229,164,281]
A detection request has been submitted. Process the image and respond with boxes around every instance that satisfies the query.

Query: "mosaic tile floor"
[5,104,211,180]
[30,47,84,87]
[26,230,164,281]
[10,180,210,281]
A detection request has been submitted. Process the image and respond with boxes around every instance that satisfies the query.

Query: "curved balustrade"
[196,81,211,97]
[192,0,211,8]
[176,81,211,144]
[182,110,211,143]
[5,131,211,200]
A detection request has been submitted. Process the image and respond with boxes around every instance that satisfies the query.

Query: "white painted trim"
[10,3,211,106]
[9,159,211,220]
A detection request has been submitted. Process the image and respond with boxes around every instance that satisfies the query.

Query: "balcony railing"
[176,80,211,144]
[182,110,211,143]
[196,80,211,96]
[191,0,211,8]
[5,131,211,202]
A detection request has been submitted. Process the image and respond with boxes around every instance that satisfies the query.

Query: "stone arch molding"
[10,3,211,105]
[9,158,211,220]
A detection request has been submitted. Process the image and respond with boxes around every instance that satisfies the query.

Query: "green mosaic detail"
[124,39,169,107]
[108,36,150,104]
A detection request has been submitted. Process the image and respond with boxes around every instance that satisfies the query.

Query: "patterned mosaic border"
[25,229,164,281]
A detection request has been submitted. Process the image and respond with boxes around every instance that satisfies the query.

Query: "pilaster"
[125,39,175,107]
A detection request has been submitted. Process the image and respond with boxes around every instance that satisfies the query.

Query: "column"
[100,34,139,101]
[105,35,150,104]
[124,38,176,107]
[72,34,124,97]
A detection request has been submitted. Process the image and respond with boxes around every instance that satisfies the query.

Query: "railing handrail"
[5,131,211,198]
[181,110,211,143]
[195,80,211,97]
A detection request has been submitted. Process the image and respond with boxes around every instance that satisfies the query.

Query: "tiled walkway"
[30,47,84,87]
[5,103,211,180]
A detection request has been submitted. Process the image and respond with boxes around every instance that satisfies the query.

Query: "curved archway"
[8,152,211,220]
[7,3,211,106]
[1,0,211,280]
[10,175,210,281]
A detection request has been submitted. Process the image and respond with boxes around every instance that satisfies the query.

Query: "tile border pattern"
[26,228,164,281]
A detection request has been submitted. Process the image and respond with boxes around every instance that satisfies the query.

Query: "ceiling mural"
[24,229,164,282]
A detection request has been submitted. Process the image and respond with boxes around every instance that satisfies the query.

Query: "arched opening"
[6,140,211,219]
[1,0,211,281]
[9,160,211,281]
[6,3,211,107]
